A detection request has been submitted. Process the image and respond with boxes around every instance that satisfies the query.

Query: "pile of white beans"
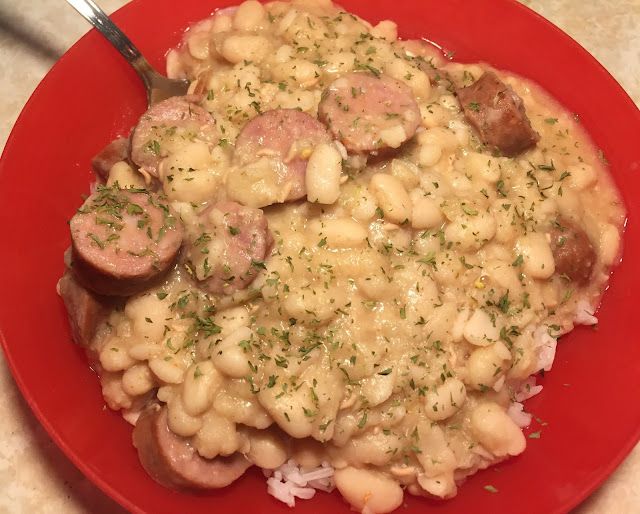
[92,0,625,511]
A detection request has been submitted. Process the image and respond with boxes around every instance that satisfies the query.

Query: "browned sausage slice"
[318,72,421,153]
[91,137,131,181]
[456,71,539,157]
[57,271,110,346]
[184,201,272,295]
[549,217,597,286]
[133,405,251,489]
[130,95,217,177]
[70,186,183,296]
[233,109,331,202]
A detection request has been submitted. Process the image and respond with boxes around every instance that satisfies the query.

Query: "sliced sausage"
[184,201,272,295]
[456,71,539,157]
[70,187,184,296]
[233,109,331,203]
[91,137,131,181]
[549,217,597,286]
[57,271,111,346]
[318,72,421,153]
[130,95,217,177]
[133,404,251,489]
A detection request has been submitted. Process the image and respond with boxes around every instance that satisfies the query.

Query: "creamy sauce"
[86,0,625,510]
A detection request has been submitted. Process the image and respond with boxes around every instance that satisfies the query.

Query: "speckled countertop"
[0,1,638,512]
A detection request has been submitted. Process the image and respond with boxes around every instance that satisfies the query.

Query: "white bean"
[419,103,450,128]
[167,394,202,437]
[194,411,241,459]
[107,161,145,189]
[417,144,443,167]
[125,293,171,341]
[470,402,526,457]
[212,326,253,378]
[461,151,501,183]
[360,370,395,407]
[214,306,250,336]
[445,211,496,251]
[349,187,378,222]
[371,20,397,41]
[416,423,457,478]
[187,30,210,60]
[307,218,367,248]
[385,58,430,99]
[121,364,155,396]
[148,358,185,384]
[515,233,556,279]
[182,361,223,416]
[369,173,412,224]
[379,125,408,149]
[463,309,500,346]
[466,341,512,390]
[324,51,356,74]
[306,143,342,204]
[418,128,458,154]
[390,159,420,189]
[212,14,232,33]
[417,472,457,499]
[128,341,161,361]
[233,0,267,31]
[221,34,270,64]
[99,341,135,372]
[411,196,444,229]
[334,467,404,514]
[566,163,596,190]
[274,44,294,63]
[247,429,288,469]
[272,59,321,87]
[425,378,467,421]
[599,223,620,266]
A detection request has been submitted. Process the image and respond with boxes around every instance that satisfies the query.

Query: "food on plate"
[58,0,625,512]
[58,272,112,347]
[182,200,273,294]
[318,72,421,153]
[69,188,183,296]
[456,71,540,157]
[133,404,252,489]
[130,95,218,178]
[232,108,331,204]
[91,136,131,180]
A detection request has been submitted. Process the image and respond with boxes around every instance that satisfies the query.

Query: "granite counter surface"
[0,0,638,512]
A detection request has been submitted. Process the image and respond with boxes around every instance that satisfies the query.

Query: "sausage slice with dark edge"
[133,404,252,489]
[130,95,218,177]
[57,271,111,346]
[549,217,597,286]
[184,201,273,295]
[318,72,421,153]
[456,71,539,157]
[91,137,131,181]
[70,186,183,296]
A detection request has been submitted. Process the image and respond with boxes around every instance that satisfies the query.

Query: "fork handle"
[64,0,157,88]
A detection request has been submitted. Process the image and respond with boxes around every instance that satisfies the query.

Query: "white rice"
[533,326,557,372]
[507,401,533,428]
[515,376,543,402]
[265,460,335,507]
[575,300,598,326]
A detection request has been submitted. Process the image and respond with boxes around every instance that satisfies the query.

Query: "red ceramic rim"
[1,1,639,513]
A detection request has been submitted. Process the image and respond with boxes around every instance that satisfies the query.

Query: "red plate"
[1,1,639,513]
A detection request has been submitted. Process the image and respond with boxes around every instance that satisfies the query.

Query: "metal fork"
[65,0,190,106]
